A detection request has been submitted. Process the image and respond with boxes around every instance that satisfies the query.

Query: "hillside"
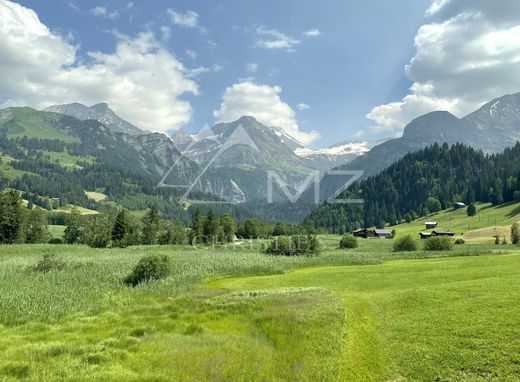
[0,107,203,220]
[308,142,520,233]
[322,92,520,189]
[394,201,520,244]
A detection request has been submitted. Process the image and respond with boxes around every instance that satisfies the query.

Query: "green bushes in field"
[511,223,520,244]
[30,254,65,273]
[264,234,320,256]
[124,255,173,286]
[339,235,358,249]
[423,236,453,251]
[454,238,465,245]
[393,235,417,252]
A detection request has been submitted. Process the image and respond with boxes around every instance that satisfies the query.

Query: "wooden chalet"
[420,230,455,239]
[353,228,393,239]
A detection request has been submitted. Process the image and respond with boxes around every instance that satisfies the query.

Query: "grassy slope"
[6,108,78,142]
[0,241,519,380]
[393,201,520,244]
[85,191,107,202]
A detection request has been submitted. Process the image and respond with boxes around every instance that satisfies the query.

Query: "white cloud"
[187,64,223,78]
[366,0,520,135]
[256,26,300,51]
[186,49,197,59]
[90,6,118,20]
[160,25,171,41]
[167,9,205,31]
[246,63,258,73]
[126,2,134,10]
[297,103,310,111]
[303,29,321,37]
[0,0,199,133]
[213,82,319,145]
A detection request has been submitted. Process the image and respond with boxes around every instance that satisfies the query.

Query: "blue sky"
[4,0,519,149]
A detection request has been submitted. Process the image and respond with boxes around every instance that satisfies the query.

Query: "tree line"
[308,142,520,233]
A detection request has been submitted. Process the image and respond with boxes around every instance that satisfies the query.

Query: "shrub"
[339,235,358,249]
[423,236,453,251]
[31,254,65,273]
[264,234,320,256]
[454,238,465,245]
[511,223,520,244]
[393,235,417,252]
[124,255,172,287]
[48,237,64,245]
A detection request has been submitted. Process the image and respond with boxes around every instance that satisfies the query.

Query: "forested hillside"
[0,107,204,220]
[308,142,520,233]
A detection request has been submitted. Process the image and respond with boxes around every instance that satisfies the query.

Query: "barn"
[353,228,393,239]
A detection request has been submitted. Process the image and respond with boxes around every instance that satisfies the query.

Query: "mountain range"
[338,92,520,179]
[2,92,520,222]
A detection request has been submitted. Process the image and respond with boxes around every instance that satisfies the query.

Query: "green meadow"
[0,238,519,381]
[396,201,520,244]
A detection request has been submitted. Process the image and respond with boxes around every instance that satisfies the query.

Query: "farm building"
[425,222,437,229]
[420,230,455,239]
[353,228,393,239]
[454,202,466,209]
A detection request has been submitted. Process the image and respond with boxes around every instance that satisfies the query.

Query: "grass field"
[0,239,519,381]
[85,191,108,202]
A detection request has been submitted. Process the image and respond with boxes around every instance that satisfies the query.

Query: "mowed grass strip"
[210,253,520,381]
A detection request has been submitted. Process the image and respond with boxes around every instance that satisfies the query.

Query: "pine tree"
[467,203,477,217]
[112,209,130,247]
[190,209,205,245]
[203,210,220,244]
[220,213,237,243]
[141,206,160,245]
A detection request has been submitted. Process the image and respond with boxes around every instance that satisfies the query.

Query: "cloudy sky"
[1,0,520,147]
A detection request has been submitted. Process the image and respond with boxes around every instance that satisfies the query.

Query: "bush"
[30,254,65,273]
[264,234,320,256]
[454,238,465,245]
[511,223,520,244]
[124,255,172,287]
[339,235,358,249]
[48,237,64,245]
[393,235,417,252]
[423,236,453,251]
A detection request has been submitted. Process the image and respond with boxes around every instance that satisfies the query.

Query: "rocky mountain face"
[45,103,145,135]
[334,92,520,181]
[169,116,317,203]
[311,92,520,204]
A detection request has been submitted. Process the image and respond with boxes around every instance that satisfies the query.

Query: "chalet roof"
[374,229,392,235]
[425,221,437,225]
[432,230,454,235]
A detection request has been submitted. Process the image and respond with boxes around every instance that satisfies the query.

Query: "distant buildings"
[419,230,455,239]
[454,202,466,209]
[353,228,394,239]
[425,221,437,229]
